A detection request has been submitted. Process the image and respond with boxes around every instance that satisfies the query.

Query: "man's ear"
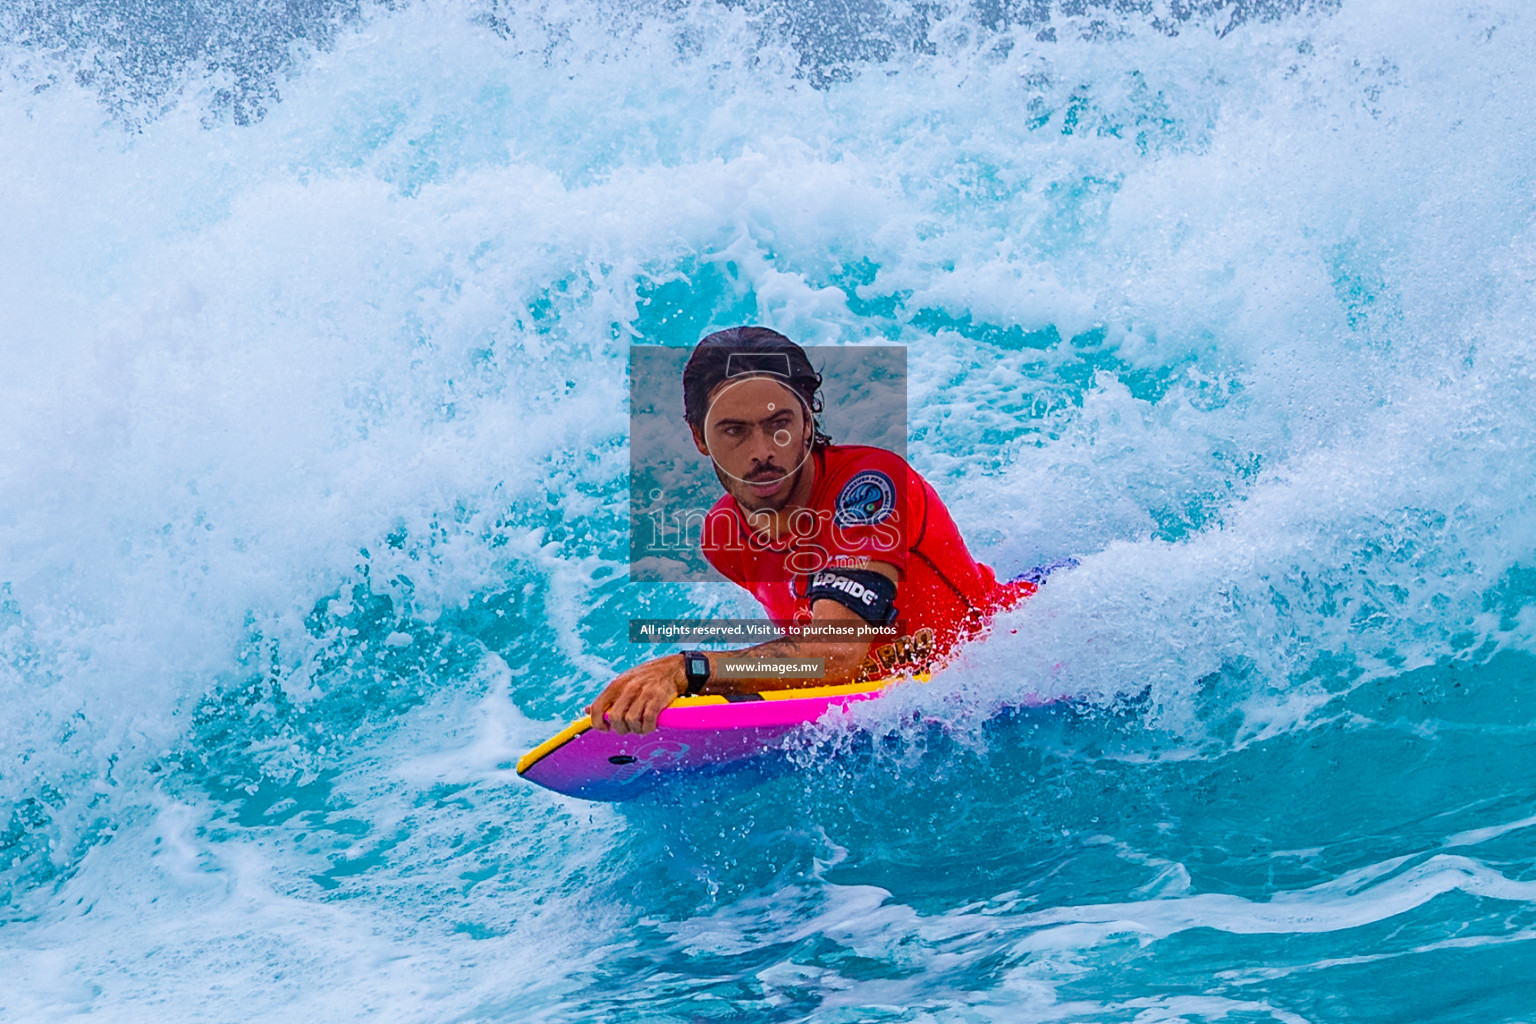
[689,423,709,456]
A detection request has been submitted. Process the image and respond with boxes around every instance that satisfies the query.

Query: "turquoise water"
[3,1,1536,1020]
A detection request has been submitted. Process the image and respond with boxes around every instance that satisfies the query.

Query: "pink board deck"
[517,679,897,801]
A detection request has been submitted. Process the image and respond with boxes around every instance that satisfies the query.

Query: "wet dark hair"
[683,327,832,448]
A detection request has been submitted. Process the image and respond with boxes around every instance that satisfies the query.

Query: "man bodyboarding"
[589,327,1040,735]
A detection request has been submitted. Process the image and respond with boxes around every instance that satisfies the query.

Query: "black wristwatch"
[682,650,711,696]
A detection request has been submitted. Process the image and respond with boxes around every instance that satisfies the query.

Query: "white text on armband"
[811,571,877,605]
[806,568,897,623]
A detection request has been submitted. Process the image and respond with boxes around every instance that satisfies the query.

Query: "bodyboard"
[517,678,900,801]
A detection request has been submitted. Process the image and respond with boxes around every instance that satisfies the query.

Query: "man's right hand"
[585,653,688,735]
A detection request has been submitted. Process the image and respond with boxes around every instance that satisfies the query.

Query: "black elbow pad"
[806,568,898,624]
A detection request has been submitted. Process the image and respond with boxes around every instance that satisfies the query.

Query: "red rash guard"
[701,444,1035,681]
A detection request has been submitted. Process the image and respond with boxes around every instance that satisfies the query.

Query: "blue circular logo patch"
[834,470,897,526]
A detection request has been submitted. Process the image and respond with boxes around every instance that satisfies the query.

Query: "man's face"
[694,374,813,513]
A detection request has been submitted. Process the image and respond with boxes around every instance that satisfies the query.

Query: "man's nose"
[748,425,781,465]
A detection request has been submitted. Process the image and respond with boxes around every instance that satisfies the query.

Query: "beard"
[717,459,804,513]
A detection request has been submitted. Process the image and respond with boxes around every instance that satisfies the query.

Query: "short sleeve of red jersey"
[816,447,922,577]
